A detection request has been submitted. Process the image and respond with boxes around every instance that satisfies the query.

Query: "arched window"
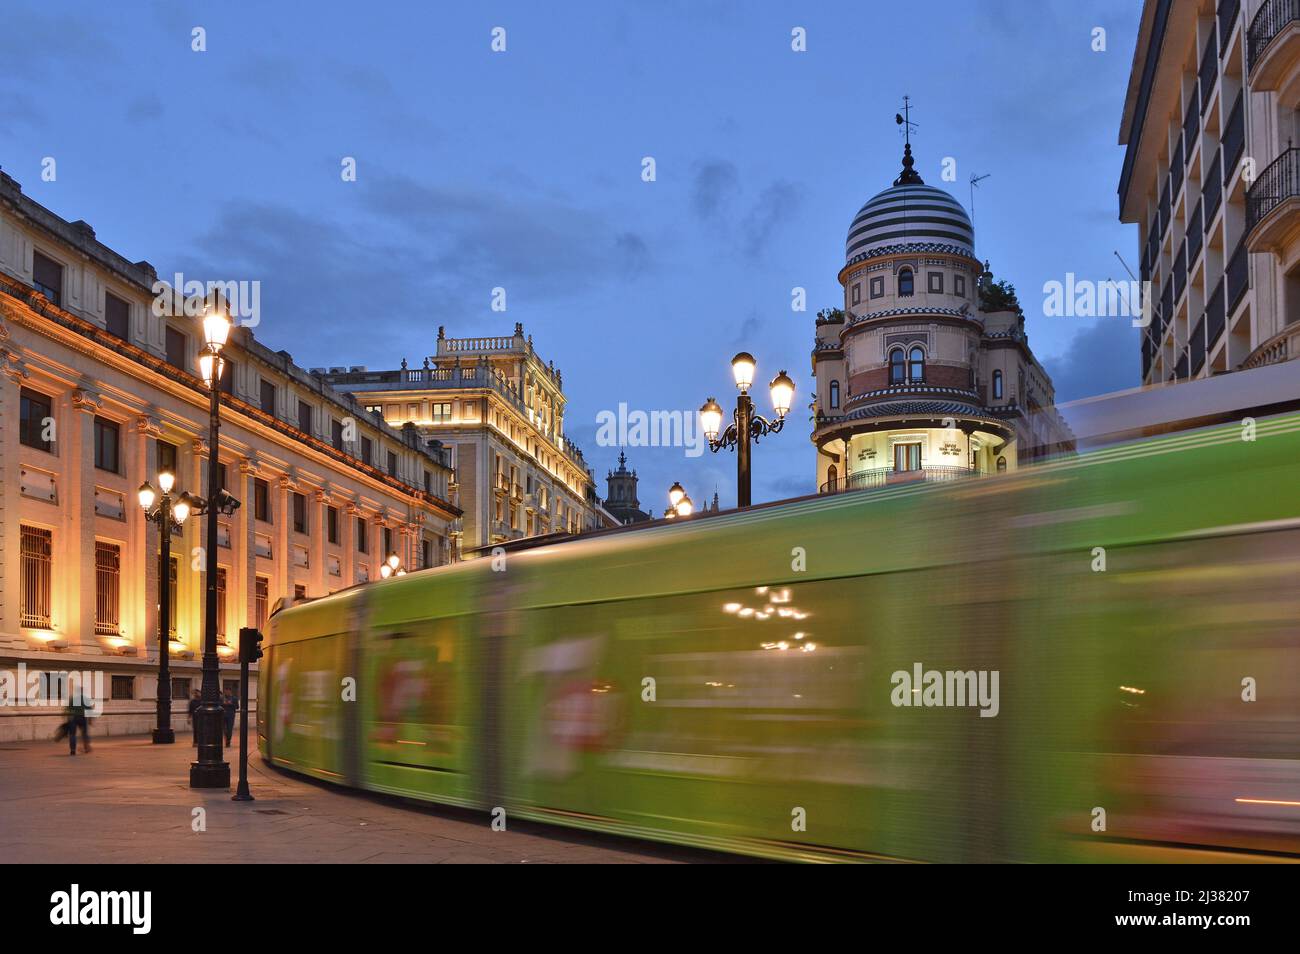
[889,348,906,385]
[907,346,925,383]
[829,380,840,409]
[898,268,914,297]
[827,463,838,489]
[996,456,1007,473]
[992,369,1004,400]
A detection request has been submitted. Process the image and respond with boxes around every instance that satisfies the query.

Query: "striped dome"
[845,182,974,264]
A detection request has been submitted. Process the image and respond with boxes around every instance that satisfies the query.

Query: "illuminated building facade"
[811,143,1070,494]
[322,324,603,555]
[0,170,459,739]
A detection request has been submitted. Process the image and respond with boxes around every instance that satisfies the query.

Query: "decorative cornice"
[71,387,103,413]
[845,383,980,405]
[843,242,979,272]
[0,348,28,383]
[135,414,165,439]
[847,305,974,326]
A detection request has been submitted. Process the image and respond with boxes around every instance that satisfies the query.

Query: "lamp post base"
[190,705,230,788]
[151,727,175,744]
[190,760,231,788]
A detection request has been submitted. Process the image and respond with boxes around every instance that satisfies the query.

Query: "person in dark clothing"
[222,690,238,746]
[188,690,201,745]
[65,690,91,756]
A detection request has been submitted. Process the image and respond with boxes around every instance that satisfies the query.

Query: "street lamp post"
[191,298,236,789]
[665,482,694,519]
[137,472,192,744]
[700,353,795,508]
[380,553,407,579]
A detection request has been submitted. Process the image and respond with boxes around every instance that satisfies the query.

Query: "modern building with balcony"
[811,142,1071,495]
[322,324,606,554]
[1120,0,1300,386]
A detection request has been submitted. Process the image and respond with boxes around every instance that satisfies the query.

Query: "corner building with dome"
[811,142,1071,494]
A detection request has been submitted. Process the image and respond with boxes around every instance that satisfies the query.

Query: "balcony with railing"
[1203,148,1223,226]
[1190,316,1207,373]
[1200,30,1218,112]
[1223,93,1246,178]
[1173,239,1187,301]
[1184,95,1201,158]
[1220,0,1240,54]
[1188,199,1204,264]
[1246,147,1300,252]
[1159,175,1172,236]
[1227,239,1250,315]
[1248,0,1300,89]
[819,465,979,496]
[1206,276,1226,352]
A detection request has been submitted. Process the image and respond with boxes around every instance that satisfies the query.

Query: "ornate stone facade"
[812,142,1072,494]
[0,171,460,740]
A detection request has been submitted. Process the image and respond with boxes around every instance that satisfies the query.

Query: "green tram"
[258,404,1300,862]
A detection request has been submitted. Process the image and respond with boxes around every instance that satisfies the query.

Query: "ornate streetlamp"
[190,296,238,788]
[665,482,694,519]
[137,471,191,744]
[700,353,795,508]
[380,553,407,579]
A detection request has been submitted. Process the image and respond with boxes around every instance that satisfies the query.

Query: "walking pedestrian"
[222,689,238,746]
[64,686,91,756]
[188,690,201,746]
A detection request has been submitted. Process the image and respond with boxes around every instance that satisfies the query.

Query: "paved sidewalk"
[0,735,719,863]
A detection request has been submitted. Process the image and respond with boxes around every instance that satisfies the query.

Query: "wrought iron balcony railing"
[1248,0,1300,70]
[819,465,979,496]
[1247,147,1300,235]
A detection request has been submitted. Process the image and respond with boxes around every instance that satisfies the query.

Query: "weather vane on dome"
[895,95,918,146]
[893,95,924,186]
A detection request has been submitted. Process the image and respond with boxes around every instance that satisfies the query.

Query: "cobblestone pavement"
[0,735,732,863]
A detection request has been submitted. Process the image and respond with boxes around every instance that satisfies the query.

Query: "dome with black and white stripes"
[845,146,975,265]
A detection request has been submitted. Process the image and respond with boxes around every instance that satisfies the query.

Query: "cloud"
[1041,318,1140,402]
[169,165,653,367]
[741,179,801,258]
[125,94,164,123]
[688,159,802,260]
[691,160,739,219]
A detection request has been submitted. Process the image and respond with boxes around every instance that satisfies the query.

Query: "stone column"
[133,415,164,658]
[310,488,328,597]
[67,388,102,651]
[0,348,28,645]
[275,474,293,601]
[370,514,385,581]
[342,501,357,587]
[238,458,259,627]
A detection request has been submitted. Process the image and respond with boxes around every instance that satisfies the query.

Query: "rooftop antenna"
[969,173,991,226]
[1112,249,1155,335]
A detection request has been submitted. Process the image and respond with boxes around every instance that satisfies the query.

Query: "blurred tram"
[258,366,1300,862]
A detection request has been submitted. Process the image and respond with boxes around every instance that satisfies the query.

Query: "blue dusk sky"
[2,0,1142,508]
